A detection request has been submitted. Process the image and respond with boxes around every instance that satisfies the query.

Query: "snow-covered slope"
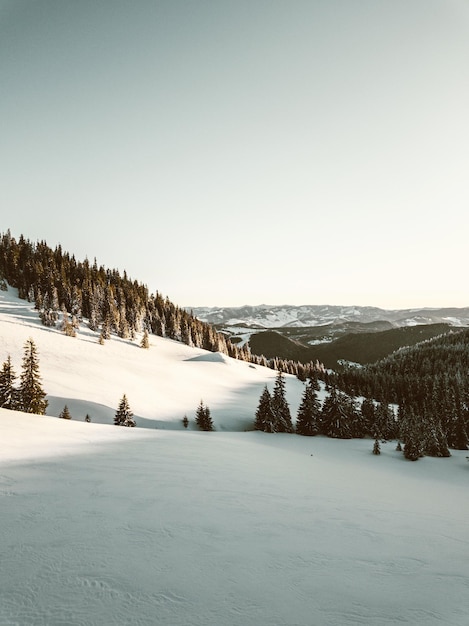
[2,286,469,626]
[192,303,469,328]
[0,286,304,430]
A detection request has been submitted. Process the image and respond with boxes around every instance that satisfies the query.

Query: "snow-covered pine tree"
[0,355,18,410]
[61,304,76,337]
[19,338,48,414]
[271,371,293,433]
[114,394,136,427]
[140,328,150,349]
[296,379,321,436]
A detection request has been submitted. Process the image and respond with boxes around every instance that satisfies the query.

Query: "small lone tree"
[19,338,48,414]
[85,413,91,423]
[114,394,136,427]
[0,355,18,410]
[182,415,189,428]
[140,328,150,349]
[59,405,72,420]
[195,400,214,431]
[372,437,381,455]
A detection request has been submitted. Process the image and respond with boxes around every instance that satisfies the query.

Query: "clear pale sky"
[1,0,468,309]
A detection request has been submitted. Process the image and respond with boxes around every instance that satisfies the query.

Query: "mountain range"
[191,303,469,329]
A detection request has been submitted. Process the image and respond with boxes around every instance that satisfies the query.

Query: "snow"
[1,286,469,625]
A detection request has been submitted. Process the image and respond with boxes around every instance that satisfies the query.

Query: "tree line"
[254,369,468,461]
[0,231,322,379]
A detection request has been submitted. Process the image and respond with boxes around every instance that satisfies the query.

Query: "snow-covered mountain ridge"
[191,303,469,328]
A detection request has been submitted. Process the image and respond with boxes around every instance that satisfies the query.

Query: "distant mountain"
[191,304,469,369]
[192,304,469,329]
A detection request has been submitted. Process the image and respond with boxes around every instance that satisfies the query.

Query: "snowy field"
[1,287,469,625]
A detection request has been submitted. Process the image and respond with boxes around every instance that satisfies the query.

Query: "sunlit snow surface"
[1,287,469,625]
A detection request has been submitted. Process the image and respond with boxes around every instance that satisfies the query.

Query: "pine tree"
[271,371,293,433]
[372,437,381,455]
[0,355,18,410]
[320,387,352,439]
[195,400,214,431]
[19,338,48,414]
[182,415,189,428]
[296,379,321,436]
[254,385,275,432]
[114,394,136,427]
[59,405,72,420]
[403,408,423,461]
[361,397,376,435]
[449,411,468,450]
[140,328,150,349]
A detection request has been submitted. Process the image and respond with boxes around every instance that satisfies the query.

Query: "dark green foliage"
[449,412,468,450]
[0,355,18,410]
[320,387,353,439]
[360,397,376,435]
[331,329,469,456]
[249,323,455,369]
[254,385,275,432]
[374,402,398,441]
[19,338,48,415]
[182,415,189,428]
[271,371,293,433]
[296,379,321,436]
[402,408,424,461]
[114,394,136,427]
[372,438,381,455]
[59,405,72,420]
[195,401,214,431]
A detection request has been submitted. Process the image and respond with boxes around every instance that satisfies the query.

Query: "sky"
[1,0,468,309]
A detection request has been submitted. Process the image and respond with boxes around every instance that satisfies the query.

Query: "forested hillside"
[0,231,320,379]
[330,330,469,455]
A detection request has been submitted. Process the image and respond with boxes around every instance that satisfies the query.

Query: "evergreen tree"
[140,328,150,349]
[182,415,189,428]
[296,379,321,436]
[59,405,72,420]
[403,408,423,461]
[114,394,136,427]
[372,437,381,455]
[19,338,48,414]
[0,355,18,410]
[254,385,275,432]
[361,397,376,435]
[320,387,352,439]
[195,400,214,431]
[449,411,468,450]
[61,305,76,337]
[271,371,293,433]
